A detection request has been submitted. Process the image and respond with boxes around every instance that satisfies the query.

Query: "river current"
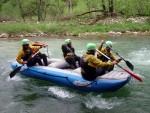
[0,35,150,113]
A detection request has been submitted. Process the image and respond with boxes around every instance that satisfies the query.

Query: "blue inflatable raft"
[11,59,131,93]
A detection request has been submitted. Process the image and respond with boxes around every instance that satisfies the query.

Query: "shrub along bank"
[0,17,149,38]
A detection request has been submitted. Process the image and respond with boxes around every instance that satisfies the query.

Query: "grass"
[0,19,149,37]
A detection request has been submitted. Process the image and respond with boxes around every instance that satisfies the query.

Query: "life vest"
[97,49,111,62]
[32,49,39,54]
[22,48,33,61]
[97,54,109,62]
[80,56,97,80]
[62,44,74,58]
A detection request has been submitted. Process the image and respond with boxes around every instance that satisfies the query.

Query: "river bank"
[0,17,149,38]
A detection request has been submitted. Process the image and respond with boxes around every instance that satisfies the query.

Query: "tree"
[16,0,25,22]
[66,0,73,15]
[108,0,114,16]
[0,0,10,11]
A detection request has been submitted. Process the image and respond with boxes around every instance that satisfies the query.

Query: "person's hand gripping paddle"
[105,42,134,71]
[9,50,40,78]
[96,49,142,82]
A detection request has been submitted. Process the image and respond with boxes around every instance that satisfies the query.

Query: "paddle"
[9,50,40,78]
[32,42,50,58]
[96,49,142,82]
[66,45,79,57]
[105,42,134,71]
[46,45,50,58]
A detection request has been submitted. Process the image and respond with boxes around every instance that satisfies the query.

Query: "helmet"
[22,39,29,45]
[106,41,112,47]
[87,43,96,50]
[65,39,71,44]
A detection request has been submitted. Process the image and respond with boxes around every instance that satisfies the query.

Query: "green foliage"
[48,0,66,17]
[0,0,150,20]
[73,0,88,15]
[0,19,149,36]
[0,0,149,37]
[0,0,10,11]
[115,0,150,17]
[35,22,67,34]
[0,1,20,18]
[0,22,35,34]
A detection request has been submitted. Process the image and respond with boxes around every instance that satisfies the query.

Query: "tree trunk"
[37,0,42,21]
[101,0,106,11]
[101,0,108,16]
[66,0,73,15]
[108,0,114,16]
[36,0,46,21]
[16,0,25,22]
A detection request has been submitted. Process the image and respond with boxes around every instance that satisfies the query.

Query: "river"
[0,35,150,113]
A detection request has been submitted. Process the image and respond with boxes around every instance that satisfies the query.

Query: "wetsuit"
[80,53,113,81]
[61,44,80,69]
[16,45,43,66]
[97,48,119,62]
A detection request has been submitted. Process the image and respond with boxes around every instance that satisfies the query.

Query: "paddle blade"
[9,66,22,78]
[122,67,142,82]
[125,60,134,71]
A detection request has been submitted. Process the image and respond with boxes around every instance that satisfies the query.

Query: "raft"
[11,58,131,93]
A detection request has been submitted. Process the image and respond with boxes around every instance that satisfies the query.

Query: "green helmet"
[22,39,29,45]
[65,39,71,44]
[87,43,96,50]
[106,41,112,47]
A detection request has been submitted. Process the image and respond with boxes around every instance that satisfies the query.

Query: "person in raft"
[97,40,122,71]
[61,39,80,69]
[16,39,48,66]
[31,41,48,66]
[80,43,117,81]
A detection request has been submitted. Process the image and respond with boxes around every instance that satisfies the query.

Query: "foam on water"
[6,75,23,82]
[129,48,150,65]
[48,86,75,99]
[85,95,121,109]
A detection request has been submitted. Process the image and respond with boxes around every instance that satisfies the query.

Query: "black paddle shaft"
[9,50,40,78]
[9,66,22,78]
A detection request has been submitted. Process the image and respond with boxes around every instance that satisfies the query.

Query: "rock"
[0,33,9,38]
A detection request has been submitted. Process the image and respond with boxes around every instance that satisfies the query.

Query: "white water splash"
[6,75,23,82]
[85,95,121,109]
[129,48,150,65]
[4,102,18,109]
[48,86,75,99]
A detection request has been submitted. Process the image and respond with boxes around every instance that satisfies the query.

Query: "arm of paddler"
[32,42,48,47]
[98,40,105,51]
[32,42,43,46]
[97,48,105,57]
[30,45,41,53]
[88,55,114,70]
[110,53,122,63]
[16,50,25,64]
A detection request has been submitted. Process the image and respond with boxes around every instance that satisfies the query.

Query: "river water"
[0,36,150,113]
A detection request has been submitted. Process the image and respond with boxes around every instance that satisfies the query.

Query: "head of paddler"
[105,41,112,52]
[22,39,30,50]
[86,43,96,55]
[65,39,72,47]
